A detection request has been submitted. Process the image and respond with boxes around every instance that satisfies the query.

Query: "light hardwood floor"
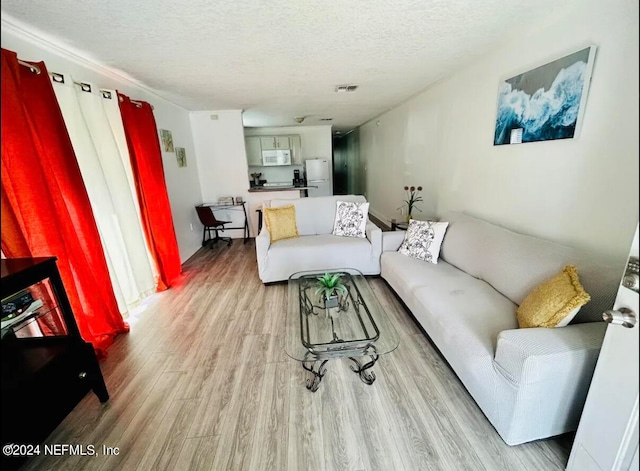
[21,241,574,471]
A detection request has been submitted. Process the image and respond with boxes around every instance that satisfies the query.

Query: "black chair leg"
[213,228,232,247]
[201,224,232,249]
[202,226,218,249]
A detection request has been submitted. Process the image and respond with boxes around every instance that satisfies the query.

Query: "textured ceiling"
[1,0,575,133]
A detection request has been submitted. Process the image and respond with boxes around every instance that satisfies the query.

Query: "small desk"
[205,202,250,244]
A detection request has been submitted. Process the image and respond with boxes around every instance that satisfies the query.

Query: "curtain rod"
[130,99,152,109]
[50,71,154,109]
[18,59,41,74]
[16,57,154,109]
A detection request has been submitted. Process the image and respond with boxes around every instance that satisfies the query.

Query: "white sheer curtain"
[51,75,156,314]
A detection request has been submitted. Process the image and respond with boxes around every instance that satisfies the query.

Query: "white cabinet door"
[290,135,302,164]
[260,137,276,150]
[275,136,290,149]
[245,137,263,166]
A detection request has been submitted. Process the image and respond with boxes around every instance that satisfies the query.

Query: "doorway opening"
[332,129,362,195]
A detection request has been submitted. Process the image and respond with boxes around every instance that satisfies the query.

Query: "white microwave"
[262,149,291,166]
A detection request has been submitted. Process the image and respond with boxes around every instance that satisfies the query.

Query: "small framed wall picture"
[160,129,174,152]
[175,147,187,167]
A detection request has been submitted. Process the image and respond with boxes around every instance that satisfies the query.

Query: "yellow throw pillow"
[517,265,591,328]
[264,205,299,242]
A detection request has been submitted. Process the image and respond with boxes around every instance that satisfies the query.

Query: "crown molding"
[1,14,187,110]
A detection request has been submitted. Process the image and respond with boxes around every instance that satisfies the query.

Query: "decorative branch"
[397,185,423,218]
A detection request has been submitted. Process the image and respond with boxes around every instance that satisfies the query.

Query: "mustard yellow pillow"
[517,265,591,328]
[264,205,299,242]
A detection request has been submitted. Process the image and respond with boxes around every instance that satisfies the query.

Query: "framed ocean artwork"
[493,46,596,145]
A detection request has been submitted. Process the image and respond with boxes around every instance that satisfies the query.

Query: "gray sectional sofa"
[381,211,622,445]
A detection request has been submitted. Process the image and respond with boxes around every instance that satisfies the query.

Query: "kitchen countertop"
[248,185,317,193]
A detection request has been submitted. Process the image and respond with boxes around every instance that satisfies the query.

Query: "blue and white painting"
[494,46,596,145]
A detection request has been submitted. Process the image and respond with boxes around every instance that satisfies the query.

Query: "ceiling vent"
[335,85,358,93]
[319,118,333,121]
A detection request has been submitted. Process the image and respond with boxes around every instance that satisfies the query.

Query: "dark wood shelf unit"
[1,257,109,471]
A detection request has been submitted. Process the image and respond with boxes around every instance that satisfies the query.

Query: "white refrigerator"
[305,159,332,197]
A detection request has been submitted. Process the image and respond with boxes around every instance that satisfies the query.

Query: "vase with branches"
[398,185,423,222]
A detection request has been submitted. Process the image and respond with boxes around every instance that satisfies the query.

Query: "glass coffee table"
[286,269,399,392]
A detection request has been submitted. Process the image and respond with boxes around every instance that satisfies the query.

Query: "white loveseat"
[256,195,382,283]
[381,211,621,445]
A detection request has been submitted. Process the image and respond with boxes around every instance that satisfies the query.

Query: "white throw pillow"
[398,220,449,264]
[332,201,369,238]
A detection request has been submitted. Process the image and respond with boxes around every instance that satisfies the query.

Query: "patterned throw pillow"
[398,220,449,264]
[332,201,369,238]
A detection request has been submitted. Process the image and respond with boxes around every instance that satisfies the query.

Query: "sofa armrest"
[365,221,382,255]
[382,230,406,252]
[255,226,271,258]
[494,322,606,384]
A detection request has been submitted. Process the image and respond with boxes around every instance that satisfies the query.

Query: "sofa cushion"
[412,280,519,359]
[381,251,468,306]
[381,251,517,357]
[269,195,366,236]
[266,234,379,277]
[516,265,591,328]
[263,205,299,242]
[439,211,620,323]
[398,220,449,263]
[439,211,571,304]
[332,200,369,238]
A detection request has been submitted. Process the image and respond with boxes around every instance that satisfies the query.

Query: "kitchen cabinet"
[290,135,303,164]
[245,136,263,166]
[245,134,302,167]
[260,136,290,150]
[1,257,109,471]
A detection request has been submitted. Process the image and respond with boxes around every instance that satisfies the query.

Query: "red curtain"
[118,93,182,290]
[1,49,128,358]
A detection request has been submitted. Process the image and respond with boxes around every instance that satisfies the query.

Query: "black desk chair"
[195,205,232,248]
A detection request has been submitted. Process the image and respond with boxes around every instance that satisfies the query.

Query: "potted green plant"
[316,272,347,309]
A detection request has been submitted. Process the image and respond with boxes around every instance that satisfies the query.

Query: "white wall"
[359,0,639,261]
[190,110,255,236]
[1,20,204,263]
[245,125,334,194]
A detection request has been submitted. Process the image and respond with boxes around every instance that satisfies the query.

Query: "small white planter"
[324,293,339,309]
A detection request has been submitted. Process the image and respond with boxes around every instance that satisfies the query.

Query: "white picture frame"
[493,45,597,145]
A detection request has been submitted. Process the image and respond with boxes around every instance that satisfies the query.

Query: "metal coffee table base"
[348,355,379,385]
[301,355,379,392]
[302,360,329,392]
